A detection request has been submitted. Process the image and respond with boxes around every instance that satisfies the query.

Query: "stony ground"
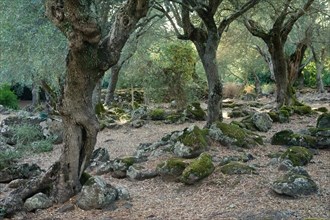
[1,92,330,220]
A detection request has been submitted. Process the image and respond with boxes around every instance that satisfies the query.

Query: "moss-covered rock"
[220,162,257,175]
[317,113,330,129]
[271,130,316,148]
[185,102,206,121]
[165,113,185,124]
[80,172,92,185]
[268,110,290,123]
[315,107,328,113]
[149,108,166,120]
[156,158,188,180]
[111,156,137,178]
[271,168,318,197]
[210,122,262,148]
[173,125,208,158]
[293,105,313,115]
[271,130,294,145]
[181,153,214,185]
[280,146,313,166]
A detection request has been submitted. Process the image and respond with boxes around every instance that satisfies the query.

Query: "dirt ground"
[1,93,330,220]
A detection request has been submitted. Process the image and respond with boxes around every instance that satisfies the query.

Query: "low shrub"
[0,84,19,109]
[223,83,243,99]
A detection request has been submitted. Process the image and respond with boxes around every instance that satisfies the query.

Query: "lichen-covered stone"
[181,153,214,185]
[111,156,137,178]
[210,122,262,149]
[317,113,330,129]
[156,158,188,180]
[251,112,273,132]
[220,162,257,175]
[126,165,158,180]
[185,102,206,121]
[271,168,318,197]
[76,176,117,210]
[271,130,316,148]
[24,192,52,212]
[0,163,42,183]
[280,146,313,166]
[173,125,208,158]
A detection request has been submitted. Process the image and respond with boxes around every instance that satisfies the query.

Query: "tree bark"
[311,46,325,93]
[31,83,40,110]
[104,64,120,105]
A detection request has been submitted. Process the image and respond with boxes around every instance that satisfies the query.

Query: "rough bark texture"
[0,0,149,215]
[311,46,325,93]
[175,0,260,126]
[245,0,315,108]
[104,64,120,105]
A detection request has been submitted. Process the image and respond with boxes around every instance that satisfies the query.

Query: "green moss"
[220,162,257,175]
[121,157,136,167]
[80,173,93,185]
[317,113,330,128]
[280,106,294,116]
[271,130,294,145]
[186,102,206,121]
[157,158,187,178]
[178,126,208,148]
[280,146,313,166]
[149,108,166,120]
[315,107,328,113]
[216,122,261,148]
[165,113,183,123]
[293,105,312,115]
[266,152,283,158]
[181,153,214,184]
[290,133,316,147]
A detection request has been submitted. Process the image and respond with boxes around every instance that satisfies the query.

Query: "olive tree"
[1,0,149,215]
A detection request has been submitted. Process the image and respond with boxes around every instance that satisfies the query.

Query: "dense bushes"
[0,84,19,109]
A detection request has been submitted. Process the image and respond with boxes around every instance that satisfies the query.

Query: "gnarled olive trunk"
[55,48,100,201]
[195,34,222,127]
[268,41,291,108]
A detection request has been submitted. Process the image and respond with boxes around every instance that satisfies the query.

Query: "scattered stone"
[271,168,318,197]
[278,159,293,171]
[115,186,130,200]
[315,107,328,113]
[209,122,262,149]
[76,176,118,210]
[39,118,64,144]
[268,110,290,123]
[220,162,257,175]
[292,105,313,115]
[218,153,254,166]
[7,178,27,188]
[156,158,188,180]
[240,210,296,220]
[131,106,148,120]
[91,148,110,163]
[181,153,214,185]
[130,119,144,128]
[0,163,42,183]
[24,192,52,212]
[57,204,75,213]
[126,165,158,180]
[316,113,330,129]
[111,157,137,178]
[280,146,313,166]
[271,130,316,148]
[251,112,273,132]
[173,125,208,158]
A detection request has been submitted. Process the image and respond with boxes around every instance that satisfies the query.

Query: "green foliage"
[303,59,330,87]
[0,84,19,109]
[13,124,43,145]
[10,123,54,154]
[0,0,67,91]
